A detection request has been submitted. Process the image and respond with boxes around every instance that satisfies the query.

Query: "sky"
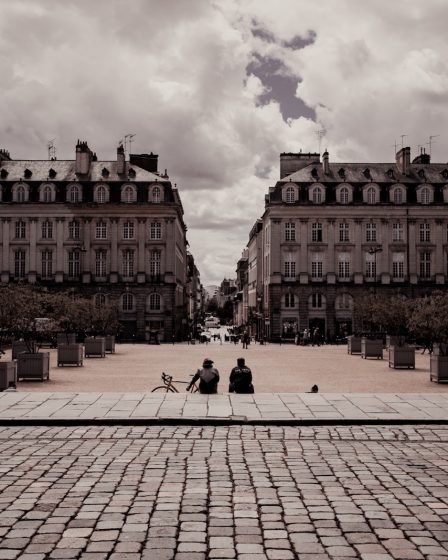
[1,0,448,285]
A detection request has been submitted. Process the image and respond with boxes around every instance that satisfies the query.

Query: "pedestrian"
[242,331,250,349]
[187,358,220,394]
[229,357,254,394]
[303,328,309,346]
[312,327,320,347]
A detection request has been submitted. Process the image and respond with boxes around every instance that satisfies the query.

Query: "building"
[186,253,203,336]
[241,147,448,341]
[0,141,193,341]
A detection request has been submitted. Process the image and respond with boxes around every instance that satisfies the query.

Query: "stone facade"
[0,141,192,341]
[245,147,448,341]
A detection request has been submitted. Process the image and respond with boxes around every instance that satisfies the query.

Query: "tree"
[408,291,448,355]
[354,294,411,344]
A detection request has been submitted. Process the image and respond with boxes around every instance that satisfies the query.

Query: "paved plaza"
[7,342,448,394]
[0,425,447,560]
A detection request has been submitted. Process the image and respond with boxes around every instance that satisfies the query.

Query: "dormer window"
[121,184,137,203]
[363,168,371,179]
[338,168,346,179]
[94,184,110,203]
[0,169,8,179]
[311,168,319,180]
[363,184,380,205]
[418,169,426,180]
[24,168,32,179]
[441,169,448,180]
[309,184,325,204]
[48,168,57,179]
[128,168,136,179]
[101,167,109,178]
[284,186,297,204]
[387,168,395,179]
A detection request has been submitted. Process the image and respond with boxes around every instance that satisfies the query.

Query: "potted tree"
[84,298,119,358]
[52,293,89,367]
[409,292,448,382]
[354,295,384,360]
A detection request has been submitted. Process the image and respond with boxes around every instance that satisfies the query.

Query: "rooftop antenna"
[428,135,439,156]
[47,139,56,160]
[124,134,135,158]
[400,134,407,149]
[390,139,398,156]
[315,128,326,154]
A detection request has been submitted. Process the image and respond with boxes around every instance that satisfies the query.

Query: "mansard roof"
[0,160,167,183]
[280,162,448,184]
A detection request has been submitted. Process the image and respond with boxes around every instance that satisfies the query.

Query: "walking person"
[302,328,309,346]
[229,357,254,394]
[187,358,220,394]
[312,327,321,347]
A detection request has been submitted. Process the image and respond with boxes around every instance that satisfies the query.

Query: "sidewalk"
[1,392,448,424]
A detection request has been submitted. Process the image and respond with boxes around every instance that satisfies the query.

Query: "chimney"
[75,140,93,175]
[117,144,126,174]
[412,148,431,165]
[280,151,320,179]
[322,150,330,175]
[395,146,411,175]
[129,152,158,174]
[0,149,11,163]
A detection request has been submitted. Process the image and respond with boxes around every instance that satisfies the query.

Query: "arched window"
[367,187,377,204]
[13,184,29,203]
[312,187,323,204]
[335,293,353,310]
[68,184,81,203]
[121,185,136,203]
[149,293,161,311]
[94,184,109,203]
[122,293,135,312]
[152,186,161,203]
[309,293,326,309]
[339,187,349,204]
[94,293,106,308]
[420,187,430,205]
[43,186,52,202]
[285,186,296,204]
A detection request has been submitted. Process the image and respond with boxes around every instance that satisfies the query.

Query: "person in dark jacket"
[229,357,254,394]
[187,358,220,394]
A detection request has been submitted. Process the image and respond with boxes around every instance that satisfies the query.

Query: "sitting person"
[229,357,254,394]
[187,358,219,394]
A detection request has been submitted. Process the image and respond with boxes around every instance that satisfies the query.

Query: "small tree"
[408,291,448,355]
[354,294,410,344]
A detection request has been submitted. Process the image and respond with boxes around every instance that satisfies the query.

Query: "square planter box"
[347,336,362,354]
[17,352,50,381]
[85,337,106,358]
[12,340,32,360]
[389,345,415,369]
[105,335,115,354]
[361,338,383,359]
[0,361,17,391]
[57,343,84,367]
[57,333,77,346]
[430,354,448,383]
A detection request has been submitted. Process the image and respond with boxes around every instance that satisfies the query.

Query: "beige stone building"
[245,147,448,341]
[0,141,192,341]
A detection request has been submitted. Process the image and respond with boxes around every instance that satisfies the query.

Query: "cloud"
[1,0,448,285]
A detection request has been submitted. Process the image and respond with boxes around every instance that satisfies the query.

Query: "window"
[339,222,349,242]
[68,220,80,240]
[95,185,108,203]
[123,221,134,239]
[285,222,296,242]
[420,252,431,279]
[285,186,295,203]
[122,293,135,312]
[42,185,52,202]
[41,250,53,278]
[41,220,53,239]
[68,185,81,203]
[122,185,136,203]
[96,220,107,239]
[68,250,81,277]
[312,187,323,204]
[420,187,431,205]
[392,222,403,242]
[339,186,349,205]
[150,251,161,276]
[393,188,404,204]
[15,220,26,239]
[336,293,352,310]
[15,184,28,202]
[311,255,323,279]
[95,250,107,277]
[367,187,377,204]
[14,250,26,278]
[366,222,377,242]
[365,252,377,280]
[393,253,405,279]
[123,249,134,277]
[94,293,106,308]
[150,221,162,240]
[285,293,295,308]
[311,293,323,308]
[149,293,161,311]
[152,186,161,203]
[419,223,430,243]
[338,253,350,279]
[284,261,296,278]
[311,222,322,242]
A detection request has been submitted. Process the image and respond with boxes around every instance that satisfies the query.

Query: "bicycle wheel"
[151,386,176,393]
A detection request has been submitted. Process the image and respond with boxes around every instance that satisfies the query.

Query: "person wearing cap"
[187,358,220,394]
[229,357,254,394]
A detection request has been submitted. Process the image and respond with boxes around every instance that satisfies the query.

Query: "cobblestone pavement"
[0,425,448,559]
[1,392,448,423]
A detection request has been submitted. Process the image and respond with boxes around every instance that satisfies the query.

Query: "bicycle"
[151,372,199,393]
